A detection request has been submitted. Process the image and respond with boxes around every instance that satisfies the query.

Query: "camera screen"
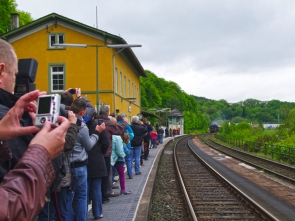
[37,97,52,114]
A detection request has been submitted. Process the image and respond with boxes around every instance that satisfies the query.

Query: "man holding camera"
[0,39,70,220]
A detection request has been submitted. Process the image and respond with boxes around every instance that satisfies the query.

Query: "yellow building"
[1,13,146,119]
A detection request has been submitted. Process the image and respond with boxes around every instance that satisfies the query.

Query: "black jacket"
[86,119,109,178]
[143,123,153,143]
[0,88,66,192]
[0,89,34,181]
[130,122,148,147]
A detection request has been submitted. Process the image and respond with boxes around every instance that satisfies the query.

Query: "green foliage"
[195,95,295,125]
[141,70,208,132]
[0,0,33,35]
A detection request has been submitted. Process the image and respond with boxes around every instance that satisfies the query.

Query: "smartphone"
[98,119,104,125]
[69,88,76,94]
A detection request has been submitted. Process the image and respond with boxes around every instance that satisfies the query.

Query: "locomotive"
[209,124,219,133]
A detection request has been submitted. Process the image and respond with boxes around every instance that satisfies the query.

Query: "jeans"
[158,135,163,144]
[38,194,56,221]
[88,177,103,218]
[57,186,74,221]
[130,145,142,174]
[101,157,110,201]
[71,165,88,221]
[125,153,132,177]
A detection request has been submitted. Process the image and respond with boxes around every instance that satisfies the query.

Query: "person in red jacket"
[150,129,158,148]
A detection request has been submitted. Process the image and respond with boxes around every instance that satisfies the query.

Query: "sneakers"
[135,172,141,175]
[121,190,132,195]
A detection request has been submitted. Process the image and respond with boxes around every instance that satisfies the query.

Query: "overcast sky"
[16,0,295,103]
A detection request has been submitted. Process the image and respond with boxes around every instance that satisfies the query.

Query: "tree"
[0,0,33,35]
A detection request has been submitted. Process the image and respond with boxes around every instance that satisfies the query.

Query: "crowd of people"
[0,39,174,221]
[0,38,184,220]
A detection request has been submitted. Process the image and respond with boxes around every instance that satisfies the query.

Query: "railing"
[215,134,295,166]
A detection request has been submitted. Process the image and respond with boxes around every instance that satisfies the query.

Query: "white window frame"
[49,33,65,48]
[50,65,65,92]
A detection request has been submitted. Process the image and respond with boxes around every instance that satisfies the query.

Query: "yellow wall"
[11,24,141,116]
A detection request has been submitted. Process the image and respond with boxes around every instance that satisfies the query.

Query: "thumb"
[38,120,51,135]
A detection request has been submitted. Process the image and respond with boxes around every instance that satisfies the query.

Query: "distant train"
[209,124,219,133]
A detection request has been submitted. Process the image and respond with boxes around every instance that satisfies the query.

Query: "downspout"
[112,48,126,116]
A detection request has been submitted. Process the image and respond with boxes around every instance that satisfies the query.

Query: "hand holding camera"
[30,116,70,159]
[95,122,106,133]
[67,111,77,124]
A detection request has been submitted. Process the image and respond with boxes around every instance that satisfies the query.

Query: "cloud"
[16,0,295,102]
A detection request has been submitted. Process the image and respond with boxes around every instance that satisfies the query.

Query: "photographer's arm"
[0,116,70,220]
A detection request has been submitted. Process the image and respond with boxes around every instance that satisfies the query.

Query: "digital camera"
[35,94,61,127]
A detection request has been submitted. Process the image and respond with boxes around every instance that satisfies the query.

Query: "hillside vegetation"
[141,70,295,138]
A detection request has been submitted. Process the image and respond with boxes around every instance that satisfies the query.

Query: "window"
[120,72,122,95]
[50,65,64,92]
[49,33,64,48]
[132,83,134,98]
[124,75,126,97]
[128,79,130,97]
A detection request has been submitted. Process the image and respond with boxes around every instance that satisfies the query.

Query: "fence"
[215,134,295,165]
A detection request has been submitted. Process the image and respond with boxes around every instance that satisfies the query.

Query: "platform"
[86,137,172,221]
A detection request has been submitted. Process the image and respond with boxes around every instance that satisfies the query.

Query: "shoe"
[140,164,145,166]
[135,172,141,175]
[102,199,110,204]
[128,176,133,179]
[94,214,104,219]
[112,185,119,189]
[121,190,132,195]
[108,192,120,197]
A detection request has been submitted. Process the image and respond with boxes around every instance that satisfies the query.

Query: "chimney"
[11,13,19,30]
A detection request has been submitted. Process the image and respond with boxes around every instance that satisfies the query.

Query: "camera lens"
[40,117,46,123]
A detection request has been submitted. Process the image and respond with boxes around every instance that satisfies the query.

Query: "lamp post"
[53,43,141,112]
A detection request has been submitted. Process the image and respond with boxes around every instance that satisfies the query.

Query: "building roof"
[140,111,159,119]
[1,13,147,78]
[167,109,183,117]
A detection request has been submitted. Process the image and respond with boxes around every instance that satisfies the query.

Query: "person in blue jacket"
[116,114,134,179]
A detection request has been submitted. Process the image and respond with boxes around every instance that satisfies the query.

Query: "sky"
[16,0,295,103]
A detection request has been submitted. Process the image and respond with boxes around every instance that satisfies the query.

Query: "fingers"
[75,88,81,97]
[67,111,77,124]
[30,117,70,159]
[95,122,106,133]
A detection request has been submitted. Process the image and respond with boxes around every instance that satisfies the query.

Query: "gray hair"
[99,105,109,115]
[132,116,139,123]
[0,39,17,73]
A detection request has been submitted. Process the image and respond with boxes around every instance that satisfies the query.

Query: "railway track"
[199,134,295,183]
[148,136,277,220]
